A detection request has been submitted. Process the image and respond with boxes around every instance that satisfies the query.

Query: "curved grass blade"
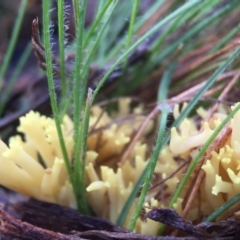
[42,0,73,205]
[156,49,240,235]
[57,0,67,110]
[158,61,177,102]
[0,43,31,116]
[210,23,240,53]
[73,0,119,215]
[92,0,203,102]
[116,62,174,227]
[117,46,240,230]
[159,102,240,234]
[172,47,240,128]
[0,0,28,96]
[169,103,240,208]
[131,1,236,88]
[204,193,240,222]
[83,0,113,49]
[72,0,89,214]
[128,106,170,231]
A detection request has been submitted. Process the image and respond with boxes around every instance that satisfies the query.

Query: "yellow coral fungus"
[0,111,78,208]
[0,98,158,235]
[157,102,240,221]
[2,99,240,235]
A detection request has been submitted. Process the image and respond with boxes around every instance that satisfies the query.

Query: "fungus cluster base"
[0,100,240,235]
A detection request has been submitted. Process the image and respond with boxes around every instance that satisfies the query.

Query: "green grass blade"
[116,164,148,226]
[204,193,240,222]
[169,103,240,209]
[118,0,140,94]
[136,0,166,28]
[57,0,67,110]
[160,102,240,234]
[124,0,140,62]
[72,0,89,214]
[0,0,28,93]
[116,61,174,227]
[42,0,73,201]
[127,60,175,230]
[130,2,235,89]
[210,23,240,53]
[113,0,204,227]
[78,88,93,211]
[150,0,220,54]
[117,46,240,230]
[172,48,240,128]
[157,47,240,235]
[81,1,119,94]
[92,0,203,102]
[128,107,170,231]
[72,0,80,30]
[73,0,118,215]
[158,61,177,102]
[103,0,166,65]
[83,0,112,49]
[0,43,32,116]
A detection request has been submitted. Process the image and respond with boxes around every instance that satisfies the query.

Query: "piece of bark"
[0,205,200,240]
[20,199,127,234]
[145,208,206,238]
[2,198,240,239]
[76,230,199,240]
[0,205,85,240]
[146,207,240,239]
